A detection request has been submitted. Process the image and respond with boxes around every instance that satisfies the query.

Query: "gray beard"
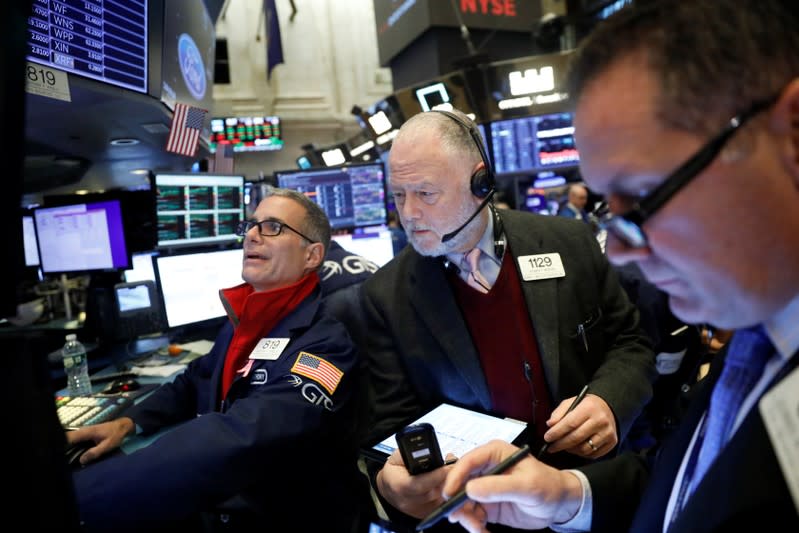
[407,209,485,258]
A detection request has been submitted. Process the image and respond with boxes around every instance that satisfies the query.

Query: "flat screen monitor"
[155,248,244,329]
[209,116,283,153]
[274,163,388,231]
[22,215,40,267]
[331,228,395,267]
[26,0,148,94]
[33,199,130,275]
[154,173,245,248]
[489,112,579,176]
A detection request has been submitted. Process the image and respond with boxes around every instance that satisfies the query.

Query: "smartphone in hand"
[396,422,444,475]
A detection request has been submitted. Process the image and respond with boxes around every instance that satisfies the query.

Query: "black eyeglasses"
[602,95,778,249]
[235,219,317,243]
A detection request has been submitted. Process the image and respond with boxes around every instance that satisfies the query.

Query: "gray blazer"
[361,209,656,447]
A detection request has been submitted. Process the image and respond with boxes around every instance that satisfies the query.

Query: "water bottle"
[62,333,92,396]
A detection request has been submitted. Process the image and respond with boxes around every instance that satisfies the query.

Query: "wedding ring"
[587,438,598,451]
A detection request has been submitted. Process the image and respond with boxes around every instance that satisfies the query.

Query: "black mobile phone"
[396,422,444,475]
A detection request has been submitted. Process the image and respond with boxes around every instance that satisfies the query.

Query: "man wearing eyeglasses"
[441,2,799,532]
[66,188,365,532]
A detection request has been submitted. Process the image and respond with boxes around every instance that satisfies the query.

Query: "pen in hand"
[415,444,532,531]
[536,384,589,459]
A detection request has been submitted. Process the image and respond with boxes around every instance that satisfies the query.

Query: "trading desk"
[56,339,212,453]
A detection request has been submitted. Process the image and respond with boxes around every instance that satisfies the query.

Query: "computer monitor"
[154,172,245,248]
[33,199,130,275]
[22,214,40,267]
[274,162,388,231]
[489,111,579,176]
[154,248,244,329]
[331,228,395,267]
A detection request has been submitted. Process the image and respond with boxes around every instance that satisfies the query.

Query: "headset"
[431,109,495,198]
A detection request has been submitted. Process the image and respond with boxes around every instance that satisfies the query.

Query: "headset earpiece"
[470,166,492,198]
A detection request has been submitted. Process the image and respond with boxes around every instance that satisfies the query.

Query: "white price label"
[25,62,71,102]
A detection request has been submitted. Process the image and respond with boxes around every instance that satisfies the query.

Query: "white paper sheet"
[373,403,526,458]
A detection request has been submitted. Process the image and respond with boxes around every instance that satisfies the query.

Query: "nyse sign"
[460,0,517,17]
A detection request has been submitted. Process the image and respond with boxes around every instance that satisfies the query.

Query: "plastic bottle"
[62,333,92,396]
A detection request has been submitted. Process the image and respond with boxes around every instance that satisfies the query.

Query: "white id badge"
[249,338,290,360]
[517,253,566,281]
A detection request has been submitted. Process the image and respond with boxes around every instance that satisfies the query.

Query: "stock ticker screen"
[154,173,245,248]
[275,163,388,231]
[26,0,148,94]
[209,116,284,153]
[489,112,579,176]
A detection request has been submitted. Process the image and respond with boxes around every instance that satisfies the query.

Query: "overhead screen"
[488,111,579,176]
[26,0,148,94]
[274,163,388,231]
[209,116,283,153]
[33,199,130,275]
[154,173,245,248]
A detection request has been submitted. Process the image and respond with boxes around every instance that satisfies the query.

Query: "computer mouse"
[104,378,141,394]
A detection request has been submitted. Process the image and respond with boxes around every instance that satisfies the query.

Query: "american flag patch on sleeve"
[290,352,343,394]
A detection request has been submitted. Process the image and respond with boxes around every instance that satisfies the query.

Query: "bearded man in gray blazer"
[359,108,656,530]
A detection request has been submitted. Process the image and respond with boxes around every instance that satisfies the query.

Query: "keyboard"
[56,395,133,429]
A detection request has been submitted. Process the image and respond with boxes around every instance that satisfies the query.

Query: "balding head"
[568,184,589,210]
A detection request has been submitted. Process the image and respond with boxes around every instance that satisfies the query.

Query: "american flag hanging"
[290,352,343,394]
[166,102,207,156]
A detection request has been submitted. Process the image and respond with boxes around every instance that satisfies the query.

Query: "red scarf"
[219,272,319,400]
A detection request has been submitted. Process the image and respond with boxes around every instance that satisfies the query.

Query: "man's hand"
[376,450,455,519]
[542,393,618,458]
[65,417,135,465]
[442,440,584,533]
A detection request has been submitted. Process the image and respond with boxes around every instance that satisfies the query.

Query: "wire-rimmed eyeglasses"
[235,219,317,243]
[600,95,778,249]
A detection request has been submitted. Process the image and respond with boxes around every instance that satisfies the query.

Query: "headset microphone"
[441,188,495,243]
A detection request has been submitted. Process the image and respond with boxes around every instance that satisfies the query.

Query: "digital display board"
[209,116,283,153]
[275,163,388,231]
[154,173,245,248]
[26,0,148,94]
[489,112,579,176]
